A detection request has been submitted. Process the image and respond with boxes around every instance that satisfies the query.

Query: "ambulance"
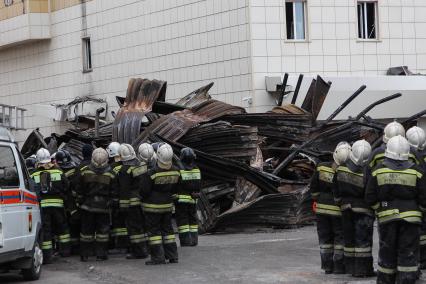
[0,128,42,280]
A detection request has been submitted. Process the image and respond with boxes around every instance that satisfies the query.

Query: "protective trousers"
[125,206,148,257]
[145,212,178,262]
[377,221,420,284]
[175,202,199,247]
[420,215,426,269]
[69,210,81,255]
[316,214,344,273]
[110,208,128,250]
[80,210,110,258]
[342,210,374,277]
[41,206,71,261]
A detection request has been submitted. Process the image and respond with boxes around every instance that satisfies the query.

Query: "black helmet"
[56,150,73,168]
[25,156,37,171]
[180,148,196,167]
[82,144,94,160]
[152,142,165,153]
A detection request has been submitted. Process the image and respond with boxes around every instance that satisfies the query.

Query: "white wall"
[0,0,252,143]
[250,0,426,111]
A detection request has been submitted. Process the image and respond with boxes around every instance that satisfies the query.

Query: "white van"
[0,128,42,281]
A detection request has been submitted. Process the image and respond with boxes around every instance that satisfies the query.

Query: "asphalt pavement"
[2,225,426,283]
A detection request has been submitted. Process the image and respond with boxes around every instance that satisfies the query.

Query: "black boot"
[179,233,192,247]
[80,256,88,262]
[96,255,108,261]
[190,232,198,246]
[145,244,166,265]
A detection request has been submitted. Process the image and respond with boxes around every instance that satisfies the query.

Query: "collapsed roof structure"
[22,76,425,233]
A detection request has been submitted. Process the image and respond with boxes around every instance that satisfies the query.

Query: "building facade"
[0,0,425,143]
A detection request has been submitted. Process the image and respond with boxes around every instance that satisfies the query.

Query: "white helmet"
[157,143,174,169]
[333,142,351,166]
[106,142,121,158]
[138,143,154,162]
[91,148,109,168]
[118,144,136,162]
[36,148,51,164]
[383,121,405,143]
[350,140,372,166]
[385,135,410,161]
[406,126,426,150]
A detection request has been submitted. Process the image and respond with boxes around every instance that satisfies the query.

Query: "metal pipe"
[277,73,289,106]
[324,85,366,124]
[355,93,402,120]
[95,107,105,138]
[291,74,304,105]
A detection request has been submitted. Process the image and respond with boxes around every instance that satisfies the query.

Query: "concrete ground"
[1,225,426,283]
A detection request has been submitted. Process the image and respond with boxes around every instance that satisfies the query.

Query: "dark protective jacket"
[31,164,69,208]
[116,159,147,208]
[309,162,341,217]
[77,164,116,214]
[176,165,201,204]
[365,158,426,225]
[141,164,180,213]
[61,165,78,215]
[333,160,373,216]
[366,143,422,182]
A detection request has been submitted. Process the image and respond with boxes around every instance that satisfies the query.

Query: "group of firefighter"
[26,141,201,265]
[311,121,426,284]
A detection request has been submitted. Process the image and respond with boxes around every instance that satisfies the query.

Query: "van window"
[0,146,19,188]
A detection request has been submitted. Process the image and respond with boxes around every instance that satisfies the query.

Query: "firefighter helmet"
[385,135,410,161]
[106,142,121,158]
[36,148,51,164]
[350,140,372,166]
[138,143,154,162]
[180,148,196,167]
[333,142,351,166]
[82,144,94,159]
[157,144,174,169]
[152,142,165,153]
[55,150,73,168]
[91,148,109,168]
[383,121,405,143]
[118,144,136,162]
[25,156,37,172]
[406,126,426,150]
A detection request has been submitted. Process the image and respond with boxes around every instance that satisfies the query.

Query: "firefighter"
[175,148,201,247]
[106,142,128,251]
[334,140,375,277]
[138,143,156,169]
[77,148,116,262]
[142,143,180,265]
[55,150,80,255]
[366,135,426,283]
[310,142,350,274]
[406,126,426,270]
[117,144,149,259]
[25,155,37,174]
[31,148,71,264]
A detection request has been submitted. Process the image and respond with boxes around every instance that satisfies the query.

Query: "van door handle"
[26,207,32,210]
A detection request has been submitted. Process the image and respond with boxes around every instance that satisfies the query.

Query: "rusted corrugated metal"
[112,78,167,143]
[176,82,214,108]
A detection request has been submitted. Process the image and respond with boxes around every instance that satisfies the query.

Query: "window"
[82,37,92,72]
[357,1,378,39]
[285,0,307,40]
[0,146,19,188]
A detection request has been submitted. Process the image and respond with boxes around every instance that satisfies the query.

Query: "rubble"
[22,76,426,233]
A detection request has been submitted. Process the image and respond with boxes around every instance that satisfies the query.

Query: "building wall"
[250,0,426,111]
[0,0,252,143]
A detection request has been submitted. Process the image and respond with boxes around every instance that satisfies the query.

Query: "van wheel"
[22,239,43,281]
